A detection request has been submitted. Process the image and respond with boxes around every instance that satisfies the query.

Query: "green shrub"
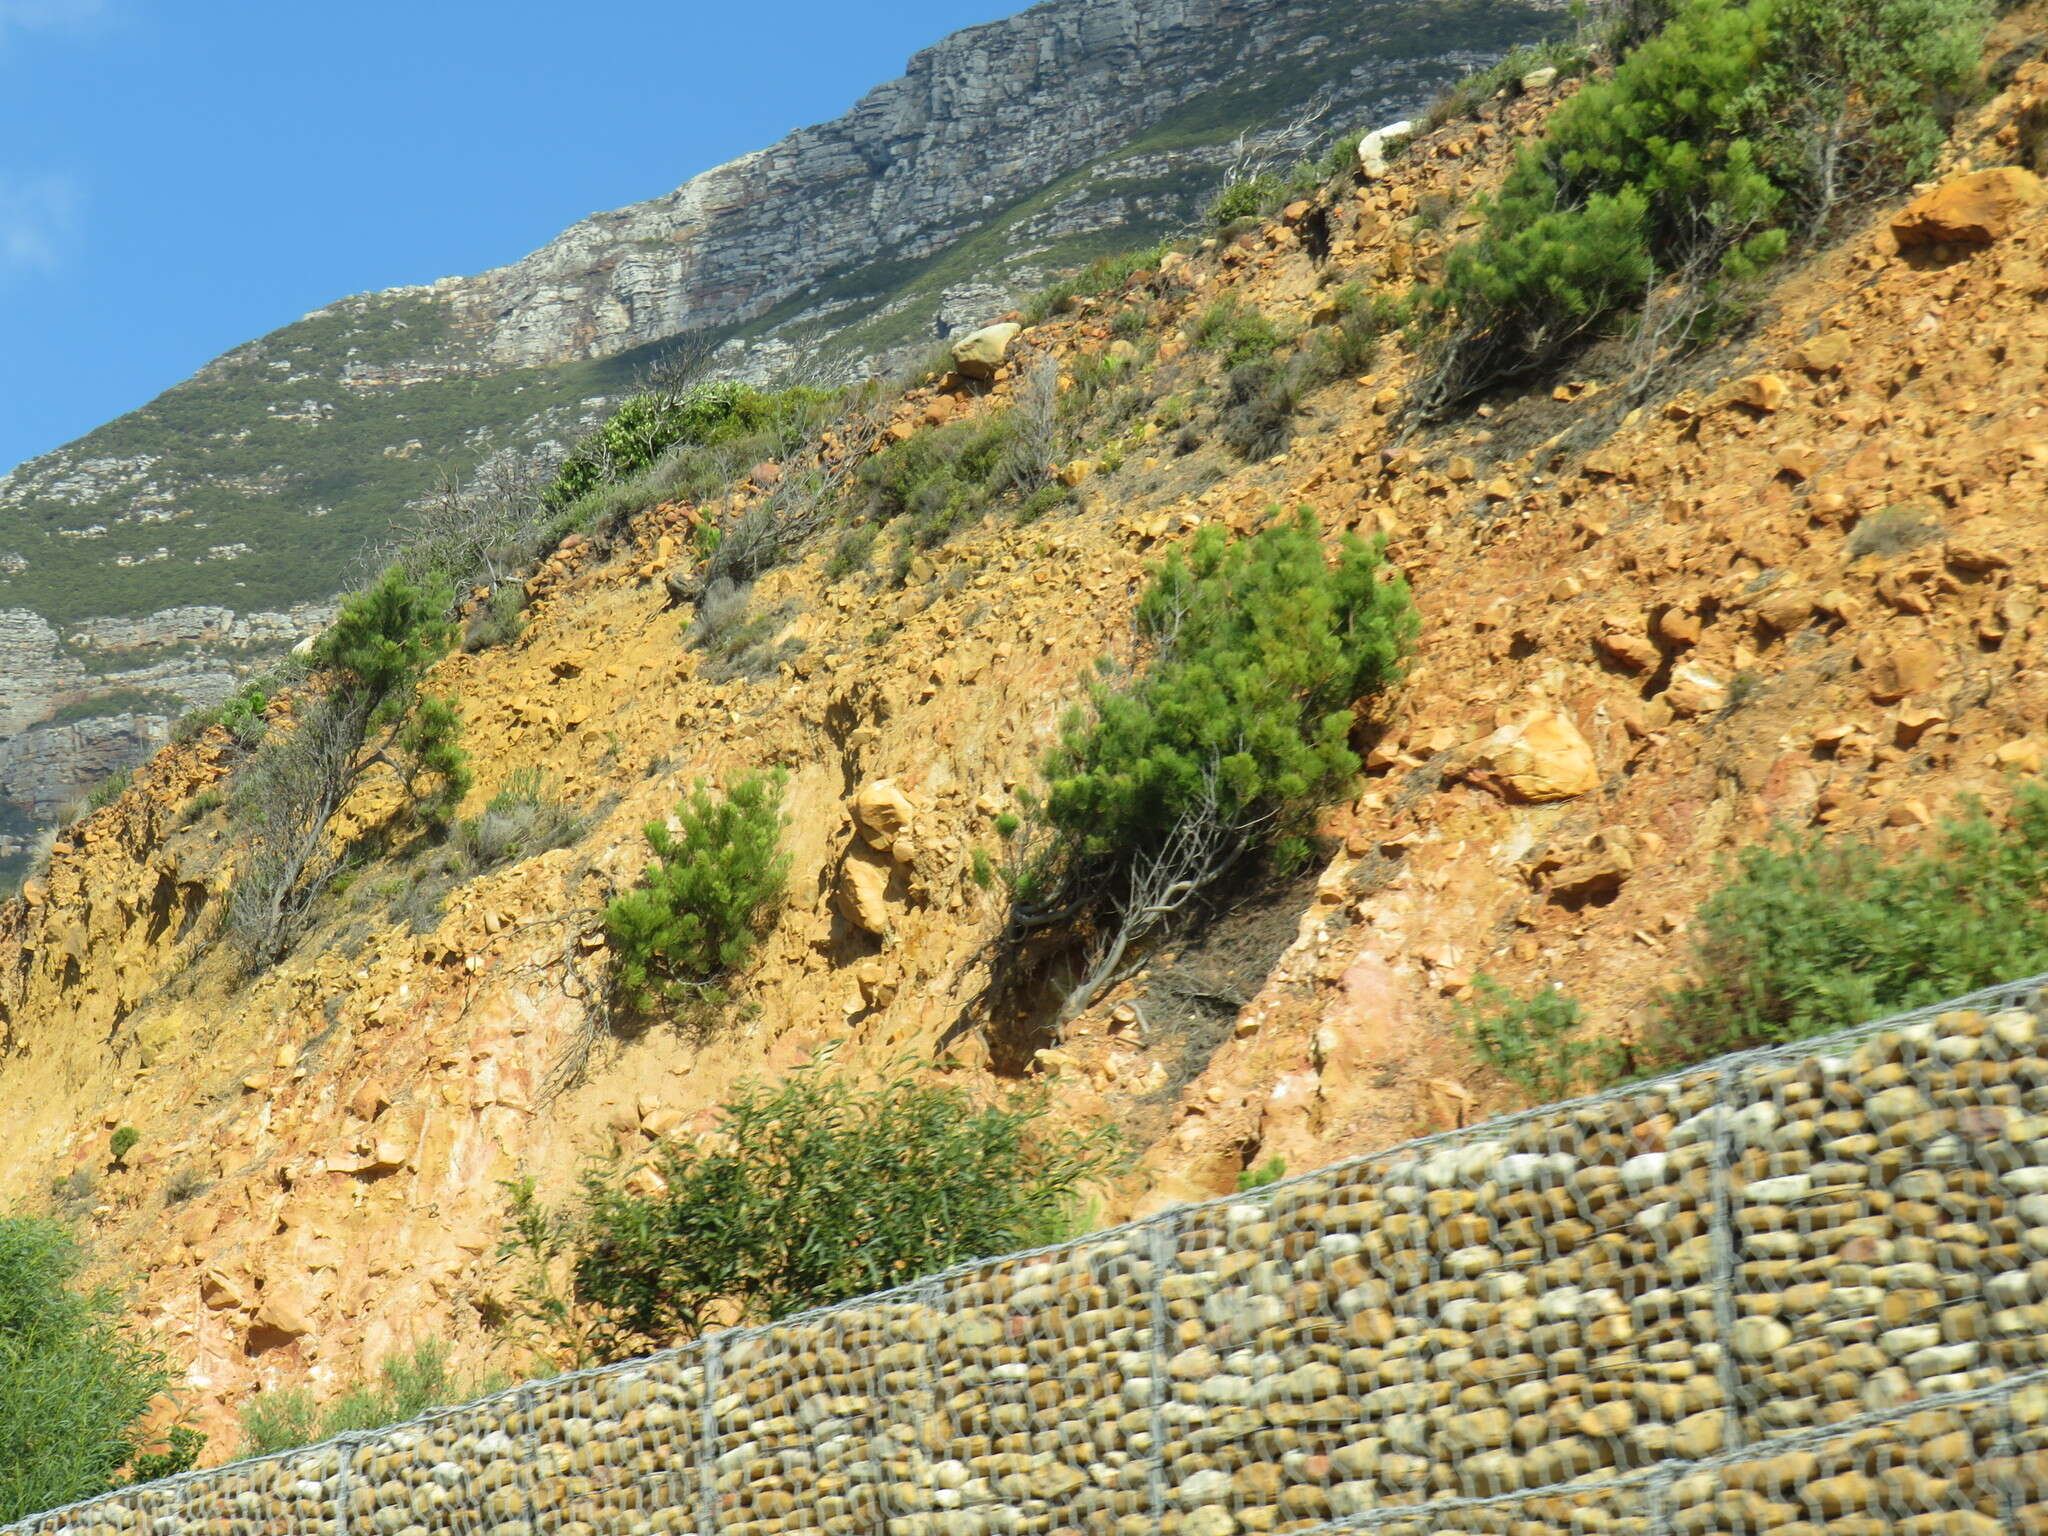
[604,771,791,1014]
[237,1340,497,1459]
[229,566,469,968]
[859,410,1029,553]
[824,524,879,581]
[108,1127,138,1167]
[463,584,528,652]
[178,681,272,748]
[1191,298,1287,369]
[1457,977,1626,1102]
[453,768,585,869]
[0,1219,194,1516]
[126,1426,202,1483]
[1307,283,1408,383]
[1424,0,1984,404]
[1237,1156,1288,1191]
[1021,242,1176,326]
[503,1061,1120,1359]
[1423,38,1588,130]
[1011,510,1414,1016]
[1209,174,1285,226]
[1655,785,2048,1062]
[84,770,130,815]
[543,382,833,513]
[1217,357,1312,460]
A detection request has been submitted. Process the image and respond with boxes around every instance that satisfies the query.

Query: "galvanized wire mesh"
[17,970,2048,1536]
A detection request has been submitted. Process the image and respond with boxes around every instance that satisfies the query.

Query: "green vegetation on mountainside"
[0,292,636,625]
[0,0,1555,634]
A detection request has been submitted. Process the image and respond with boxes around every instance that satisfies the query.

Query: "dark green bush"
[1308,283,1407,382]
[1457,977,1627,1102]
[604,771,791,1014]
[229,567,469,968]
[1021,242,1177,325]
[0,1219,194,1516]
[1191,298,1287,369]
[859,409,1028,553]
[1424,0,1984,404]
[108,1127,139,1167]
[1204,161,1318,228]
[177,681,271,747]
[504,1061,1120,1359]
[1217,358,1311,460]
[83,770,130,815]
[1008,511,1414,1017]
[1422,38,1588,129]
[1036,509,1412,878]
[463,585,528,652]
[1655,785,2048,1062]
[1209,174,1285,226]
[543,382,831,514]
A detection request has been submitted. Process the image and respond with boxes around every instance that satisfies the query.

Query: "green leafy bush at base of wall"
[502,1060,1121,1362]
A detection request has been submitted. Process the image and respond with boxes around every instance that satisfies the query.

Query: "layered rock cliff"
[0,0,1554,877]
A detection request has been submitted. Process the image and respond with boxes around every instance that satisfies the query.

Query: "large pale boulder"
[1463,709,1600,802]
[951,322,1022,380]
[851,779,917,851]
[1356,120,1414,181]
[1892,167,2047,247]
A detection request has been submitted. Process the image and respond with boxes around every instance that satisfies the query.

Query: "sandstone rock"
[1462,709,1600,802]
[1753,586,1815,632]
[1661,664,1728,717]
[837,843,896,936]
[851,779,917,852]
[1730,373,1789,411]
[1864,637,1945,702]
[1797,331,1855,372]
[951,323,1022,380]
[1520,66,1559,92]
[1892,167,2048,247]
[1596,619,1661,673]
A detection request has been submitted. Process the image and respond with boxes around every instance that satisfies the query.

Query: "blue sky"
[0,0,1017,475]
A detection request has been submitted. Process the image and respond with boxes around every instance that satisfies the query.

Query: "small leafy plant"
[502,1060,1121,1361]
[1457,977,1627,1103]
[604,771,791,1015]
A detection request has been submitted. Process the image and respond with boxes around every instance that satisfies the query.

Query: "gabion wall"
[19,973,2048,1536]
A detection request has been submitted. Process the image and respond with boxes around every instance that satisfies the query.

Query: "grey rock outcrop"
[0,0,1555,863]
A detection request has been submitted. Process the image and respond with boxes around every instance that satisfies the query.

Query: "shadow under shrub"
[502,1060,1120,1361]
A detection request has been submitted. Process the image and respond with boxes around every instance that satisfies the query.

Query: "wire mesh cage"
[13,974,2048,1536]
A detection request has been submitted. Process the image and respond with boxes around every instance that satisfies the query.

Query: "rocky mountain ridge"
[0,0,1553,886]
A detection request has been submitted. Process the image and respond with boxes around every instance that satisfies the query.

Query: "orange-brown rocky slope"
[9,33,2048,1458]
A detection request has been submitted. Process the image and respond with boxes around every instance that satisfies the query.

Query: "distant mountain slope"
[0,0,1554,861]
